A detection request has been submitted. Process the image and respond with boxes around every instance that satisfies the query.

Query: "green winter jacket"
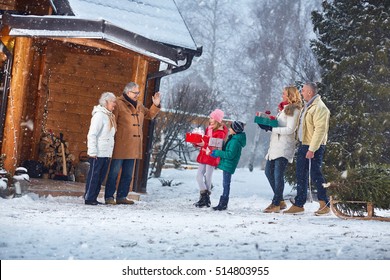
[213,132,246,174]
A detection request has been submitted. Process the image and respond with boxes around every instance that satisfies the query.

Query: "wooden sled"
[330,196,390,222]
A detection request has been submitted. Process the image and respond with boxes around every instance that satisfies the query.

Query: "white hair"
[99,92,116,106]
[123,82,138,94]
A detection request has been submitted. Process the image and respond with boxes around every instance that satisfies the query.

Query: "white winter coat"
[87,105,117,158]
[265,105,300,163]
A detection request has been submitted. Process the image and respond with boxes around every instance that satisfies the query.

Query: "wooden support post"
[30,44,48,160]
[2,37,33,174]
[130,56,150,193]
[131,55,149,97]
[367,202,374,218]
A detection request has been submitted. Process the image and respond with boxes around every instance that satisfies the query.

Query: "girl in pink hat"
[193,109,228,207]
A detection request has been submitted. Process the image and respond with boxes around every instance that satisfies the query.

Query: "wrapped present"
[185,127,205,144]
[254,111,278,127]
[208,137,224,148]
[185,133,203,143]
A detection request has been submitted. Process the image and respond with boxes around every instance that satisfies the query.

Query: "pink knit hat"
[209,109,224,123]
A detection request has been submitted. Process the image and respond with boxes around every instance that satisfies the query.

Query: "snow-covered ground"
[1,167,389,261]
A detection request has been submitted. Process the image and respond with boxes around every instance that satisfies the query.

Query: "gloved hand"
[210,150,218,158]
[258,124,272,132]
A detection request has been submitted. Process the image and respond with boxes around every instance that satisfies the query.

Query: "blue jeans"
[294,144,328,207]
[222,171,232,198]
[265,157,288,206]
[104,159,135,200]
[84,157,110,202]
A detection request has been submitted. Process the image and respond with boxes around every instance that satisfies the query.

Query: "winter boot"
[283,205,304,215]
[194,190,209,208]
[116,197,135,205]
[280,200,287,210]
[205,190,211,207]
[315,200,330,216]
[263,204,280,213]
[212,196,229,211]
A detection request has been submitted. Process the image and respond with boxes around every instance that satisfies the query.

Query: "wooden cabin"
[0,0,201,192]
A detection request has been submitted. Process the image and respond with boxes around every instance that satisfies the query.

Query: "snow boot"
[194,190,210,208]
[212,196,229,211]
[263,204,280,213]
[315,200,330,216]
[280,200,287,210]
[283,205,304,215]
[205,190,211,207]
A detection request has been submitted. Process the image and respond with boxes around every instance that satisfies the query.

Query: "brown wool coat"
[112,95,160,159]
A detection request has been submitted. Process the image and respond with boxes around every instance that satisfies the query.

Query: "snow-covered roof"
[2,0,201,65]
[60,0,198,51]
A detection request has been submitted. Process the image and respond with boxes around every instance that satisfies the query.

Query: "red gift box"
[185,133,203,143]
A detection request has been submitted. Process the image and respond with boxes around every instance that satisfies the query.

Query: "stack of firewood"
[38,132,75,179]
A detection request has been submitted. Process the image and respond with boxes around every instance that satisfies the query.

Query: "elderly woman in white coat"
[84,92,117,205]
[258,86,302,213]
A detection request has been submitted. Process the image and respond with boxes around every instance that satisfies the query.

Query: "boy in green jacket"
[210,121,246,210]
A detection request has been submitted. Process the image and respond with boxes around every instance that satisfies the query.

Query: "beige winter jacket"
[111,95,160,159]
[300,95,330,152]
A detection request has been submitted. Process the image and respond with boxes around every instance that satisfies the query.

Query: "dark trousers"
[84,157,111,202]
[294,144,328,207]
[222,171,232,198]
[104,159,135,199]
[265,157,288,206]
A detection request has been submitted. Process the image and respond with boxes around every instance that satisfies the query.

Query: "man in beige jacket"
[104,82,161,205]
[284,82,330,215]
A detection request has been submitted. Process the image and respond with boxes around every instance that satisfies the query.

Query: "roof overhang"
[2,13,201,65]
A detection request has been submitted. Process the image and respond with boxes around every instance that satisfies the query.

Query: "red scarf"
[278,101,289,112]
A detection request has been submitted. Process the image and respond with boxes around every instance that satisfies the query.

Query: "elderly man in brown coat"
[104,82,161,205]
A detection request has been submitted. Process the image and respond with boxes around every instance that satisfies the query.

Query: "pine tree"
[310,0,390,211]
[311,0,390,171]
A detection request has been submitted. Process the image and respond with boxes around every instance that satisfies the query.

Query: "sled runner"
[330,196,390,222]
